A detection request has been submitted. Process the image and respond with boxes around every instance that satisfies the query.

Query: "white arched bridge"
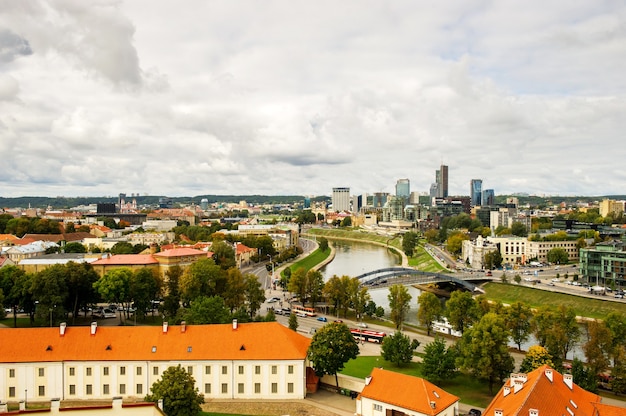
[355,267,487,292]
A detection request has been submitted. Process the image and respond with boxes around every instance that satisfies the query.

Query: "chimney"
[545,368,553,382]
[181,321,186,333]
[503,386,511,397]
[563,374,573,390]
[529,409,539,416]
[90,322,97,335]
[365,376,372,385]
[19,401,25,411]
[112,396,123,409]
[0,403,9,413]
[60,322,67,336]
[233,319,238,330]
[495,409,503,416]
[51,398,61,412]
[513,379,524,393]
[430,401,436,409]
[163,322,168,333]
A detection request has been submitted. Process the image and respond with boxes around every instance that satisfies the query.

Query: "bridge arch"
[355,267,481,292]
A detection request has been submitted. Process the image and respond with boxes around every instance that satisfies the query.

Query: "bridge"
[355,267,487,292]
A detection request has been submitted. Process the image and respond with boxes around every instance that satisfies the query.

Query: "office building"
[372,192,389,209]
[482,189,495,206]
[395,179,410,200]
[436,165,448,198]
[470,179,482,206]
[331,187,351,212]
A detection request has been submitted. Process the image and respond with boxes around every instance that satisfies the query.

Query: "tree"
[484,250,503,270]
[0,265,26,326]
[402,232,419,257]
[456,312,514,394]
[352,286,371,322]
[306,270,325,308]
[417,291,443,336]
[504,301,533,351]
[307,322,359,387]
[64,262,99,323]
[318,237,329,252]
[179,258,225,305]
[145,365,204,416]
[288,312,299,331]
[182,295,230,324]
[341,216,352,227]
[130,268,162,320]
[380,331,419,367]
[323,275,348,318]
[110,241,135,254]
[571,358,598,393]
[519,345,553,373]
[421,337,458,383]
[288,268,308,305]
[211,241,236,269]
[31,264,70,325]
[547,247,568,265]
[63,242,86,253]
[388,284,411,329]
[162,266,182,321]
[511,222,528,237]
[446,232,469,256]
[93,268,132,324]
[243,273,265,319]
[445,290,477,335]
[531,305,580,368]
[583,319,613,378]
[223,267,246,312]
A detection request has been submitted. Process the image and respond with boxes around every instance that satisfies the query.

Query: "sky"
[1,1,626,199]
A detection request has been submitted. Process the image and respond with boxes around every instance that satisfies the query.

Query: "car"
[357,322,368,328]
[317,317,328,322]
[615,294,624,299]
[267,297,279,303]
[551,278,560,282]
[94,308,116,319]
[296,312,306,318]
[334,319,343,323]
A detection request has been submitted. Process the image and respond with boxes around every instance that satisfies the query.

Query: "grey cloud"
[0,29,32,63]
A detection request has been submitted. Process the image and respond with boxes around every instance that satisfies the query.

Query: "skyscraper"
[395,178,410,200]
[470,179,482,206]
[332,187,351,212]
[435,165,449,198]
[482,189,495,206]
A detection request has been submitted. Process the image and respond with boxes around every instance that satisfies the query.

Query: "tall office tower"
[435,165,449,198]
[372,192,389,209]
[395,178,410,200]
[470,179,482,206]
[482,189,495,206]
[332,187,351,212]
[355,193,367,213]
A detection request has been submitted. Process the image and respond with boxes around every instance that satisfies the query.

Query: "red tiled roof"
[484,366,604,416]
[0,322,310,363]
[360,368,459,415]
[153,248,207,258]
[236,243,254,254]
[91,254,159,266]
[0,234,18,241]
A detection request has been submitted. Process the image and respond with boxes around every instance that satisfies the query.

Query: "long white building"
[0,321,310,404]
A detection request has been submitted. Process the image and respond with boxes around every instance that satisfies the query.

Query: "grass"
[306,228,403,250]
[483,282,626,319]
[340,356,494,408]
[408,245,447,273]
[281,248,331,277]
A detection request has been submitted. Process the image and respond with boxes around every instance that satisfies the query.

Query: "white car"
[357,322,368,328]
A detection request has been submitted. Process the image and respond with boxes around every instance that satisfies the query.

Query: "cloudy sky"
[1,1,626,199]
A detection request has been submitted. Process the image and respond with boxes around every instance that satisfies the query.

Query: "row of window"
[11,364,295,379]
[7,382,295,398]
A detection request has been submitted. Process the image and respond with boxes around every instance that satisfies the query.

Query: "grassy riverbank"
[281,247,331,276]
[483,282,626,319]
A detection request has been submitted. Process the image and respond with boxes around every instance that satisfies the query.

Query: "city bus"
[292,305,317,317]
[350,328,386,343]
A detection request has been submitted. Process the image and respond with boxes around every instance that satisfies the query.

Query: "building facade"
[470,179,482,206]
[580,241,626,288]
[331,188,351,212]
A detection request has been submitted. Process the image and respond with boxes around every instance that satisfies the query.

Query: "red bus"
[350,328,386,343]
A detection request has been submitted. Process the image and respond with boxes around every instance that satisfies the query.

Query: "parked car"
[317,317,328,322]
[94,308,116,319]
[357,322,368,328]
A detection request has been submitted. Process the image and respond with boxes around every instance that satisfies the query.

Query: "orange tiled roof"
[153,247,207,258]
[483,366,604,416]
[236,243,254,254]
[359,368,459,415]
[91,254,159,266]
[0,322,310,363]
[0,234,18,241]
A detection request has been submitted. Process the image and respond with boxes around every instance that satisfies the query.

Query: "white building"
[332,187,351,212]
[0,321,310,404]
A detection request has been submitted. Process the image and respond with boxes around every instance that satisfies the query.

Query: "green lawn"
[408,245,447,273]
[483,282,626,319]
[340,356,494,408]
[281,247,331,277]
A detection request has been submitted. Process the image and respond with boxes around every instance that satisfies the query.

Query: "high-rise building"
[482,189,495,206]
[332,187,351,212]
[372,192,389,209]
[395,178,410,200]
[436,165,448,198]
[470,179,482,206]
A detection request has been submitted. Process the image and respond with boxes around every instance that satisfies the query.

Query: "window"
[238,365,244,375]
[69,367,75,376]
[254,383,261,394]
[271,365,277,375]
[187,366,193,375]
[136,384,143,395]
[373,404,383,412]
[271,383,278,393]
[204,383,211,394]
[153,366,159,376]
[38,368,44,377]
[221,383,228,394]
[38,386,45,397]
[288,365,294,374]
[205,366,211,375]
[288,383,294,393]
[238,383,244,394]
[103,367,109,376]
[86,385,92,395]
[9,369,15,378]
[255,365,261,375]
[120,366,126,375]
[9,387,15,397]
[136,367,142,376]
[222,365,228,375]
[69,385,76,395]
[86,368,92,376]
[119,384,126,394]
[103,384,109,395]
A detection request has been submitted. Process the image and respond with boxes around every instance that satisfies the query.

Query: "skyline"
[2,1,626,198]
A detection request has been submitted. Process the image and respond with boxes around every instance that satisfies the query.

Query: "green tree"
[162,266,182,321]
[402,232,419,257]
[456,312,514,394]
[0,265,26,326]
[519,345,553,373]
[531,305,580,368]
[318,237,329,252]
[288,312,298,331]
[380,331,419,367]
[288,268,308,305]
[63,242,86,253]
[223,267,246,312]
[446,232,469,256]
[145,365,204,416]
[110,241,135,254]
[511,222,528,237]
[352,286,371,322]
[307,270,325,308]
[583,319,613,378]
[388,284,411,329]
[504,301,533,351]
[307,322,359,387]
[211,241,236,269]
[64,262,99,323]
[243,273,265,319]
[130,268,162,320]
[179,258,225,305]
[341,216,352,227]
[483,250,503,270]
[571,358,598,393]
[94,268,132,324]
[421,337,458,383]
[417,291,443,336]
[547,247,569,265]
[445,290,477,335]
[182,296,230,324]
[31,264,71,326]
